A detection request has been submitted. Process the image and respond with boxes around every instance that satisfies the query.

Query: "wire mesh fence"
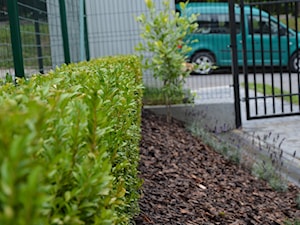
[0,0,85,78]
[0,0,234,101]
[19,1,51,74]
[0,0,52,78]
[0,1,14,77]
[47,0,84,67]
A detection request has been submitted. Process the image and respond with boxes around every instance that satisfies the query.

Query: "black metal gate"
[230,0,300,121]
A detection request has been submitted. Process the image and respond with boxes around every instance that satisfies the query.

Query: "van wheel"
[191,52,215,75]
[290,52,300,72]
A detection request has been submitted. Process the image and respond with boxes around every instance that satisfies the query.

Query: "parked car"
[176,2,300,74]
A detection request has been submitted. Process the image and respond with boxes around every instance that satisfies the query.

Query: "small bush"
[136,0,197,121]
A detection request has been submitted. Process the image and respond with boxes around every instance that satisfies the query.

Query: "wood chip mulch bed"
[134,109,300,225]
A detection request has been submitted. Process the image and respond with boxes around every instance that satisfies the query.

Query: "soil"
[134,109,300,225]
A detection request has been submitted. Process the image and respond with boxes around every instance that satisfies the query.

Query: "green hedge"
[0,55,143,225]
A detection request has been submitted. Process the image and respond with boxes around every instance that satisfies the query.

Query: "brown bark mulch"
[134,109,300,225]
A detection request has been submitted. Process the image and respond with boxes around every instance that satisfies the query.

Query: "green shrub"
[136,0,197,121]
[0,55,143,224]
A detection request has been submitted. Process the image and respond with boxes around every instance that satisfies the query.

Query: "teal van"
[176,3,300,74]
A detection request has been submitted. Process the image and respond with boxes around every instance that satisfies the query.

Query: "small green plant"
[247,130,297,192]
[136,0,197,121]
[296,194,300,209]
[0,73,14,86]
[252,160,288,192]
[284,219,300,225]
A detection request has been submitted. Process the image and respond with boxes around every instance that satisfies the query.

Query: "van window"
[194,14,240,34]
[248,16,283,35]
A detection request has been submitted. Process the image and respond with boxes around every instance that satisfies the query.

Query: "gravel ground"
[134,109,300,224]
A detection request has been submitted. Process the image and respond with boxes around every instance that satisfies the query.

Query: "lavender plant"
[187,116,293,192]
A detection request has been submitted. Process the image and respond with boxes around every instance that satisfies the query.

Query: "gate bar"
[229,0,241,128]
[84,0,90,61]
[34,0,44,74]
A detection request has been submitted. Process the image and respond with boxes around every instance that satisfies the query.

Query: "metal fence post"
[80,0,85,61]
[229,0,242,128]
[59,0,71,64]
[84,0,90,61]
[7,0,25,78]
[34,0,44,74]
